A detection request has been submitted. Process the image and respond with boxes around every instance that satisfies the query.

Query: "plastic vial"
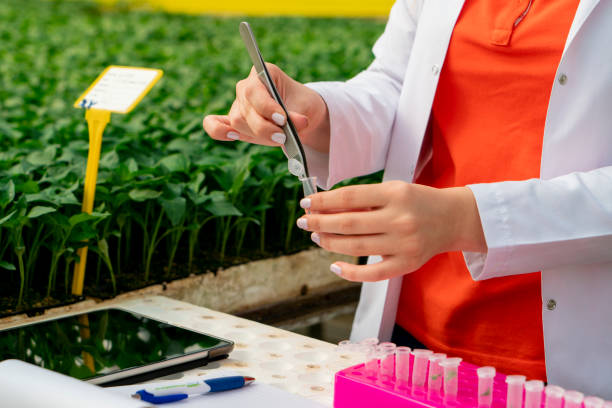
[299,176,317,200]
[544,385,565,408]
[411,349,433,388]
[584,396,605,408]
[395,347,411,385]
[524,380,545,408]
[427,353,446,396]
[506,375,526,408]
[603,401,612,408]
[564,391,585,408]
[476,366,496,408]
[379,349,395,379]
[440,357,462,402]
[364,347,379,378]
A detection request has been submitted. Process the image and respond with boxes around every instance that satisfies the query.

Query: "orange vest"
[395,0,579,380]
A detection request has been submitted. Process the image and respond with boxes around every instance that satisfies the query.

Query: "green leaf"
[128,189,162,202]
[27,206,56,219]
[0,210,17,226]
[160,196,186,226]
[0,180,15,209]
[0,261,16,271]
[158,153,190,173]
[204,193,242,217]
[26,145,57,166]
[100,150,119,169]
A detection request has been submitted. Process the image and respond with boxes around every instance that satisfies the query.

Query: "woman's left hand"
[296,181,487,282]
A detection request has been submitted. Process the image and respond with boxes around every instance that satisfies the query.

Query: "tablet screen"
[0,309,232,382]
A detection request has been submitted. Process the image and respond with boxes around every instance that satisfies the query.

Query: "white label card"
[75,66,162,114]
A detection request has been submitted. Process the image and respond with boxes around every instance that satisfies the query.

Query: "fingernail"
[271,133,286,144]
[330,264,342,277]
[272,112,285,126]
[227,131,240,140]
[311,232,320,246]
[300,198,311,209]
[296,217,308,230]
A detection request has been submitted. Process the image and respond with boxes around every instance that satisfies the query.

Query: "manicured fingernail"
[272,112,285,126]
[271,133,286,144]
[300,198,311,209]
[330,264,342,277]
[311,232,320,246]
[296,217,308,230]
[227,131,240,140]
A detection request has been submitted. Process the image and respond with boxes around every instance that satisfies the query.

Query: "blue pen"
[131,375,255,404]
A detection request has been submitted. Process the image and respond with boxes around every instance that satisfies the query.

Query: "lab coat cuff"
[305,81,354,190]
[463,183,514,281]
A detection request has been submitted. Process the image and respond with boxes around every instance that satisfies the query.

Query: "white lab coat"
[305,0,612,397]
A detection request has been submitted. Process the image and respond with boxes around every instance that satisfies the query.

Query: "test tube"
[364,346,379,378]
[379,349,395,379]
[395,347,412,385]
[544,385,565,408]
[584,396,605,408]
[506,375,526,408]
[477,366,496,408]
[411,349,433,388]
[524,380,544,408]
[299,176,317,202]
[564,391,585,408]
[440,357,462,402]
[427,353,446,396]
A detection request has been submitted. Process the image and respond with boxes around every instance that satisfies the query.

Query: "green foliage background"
[0,0,385,313]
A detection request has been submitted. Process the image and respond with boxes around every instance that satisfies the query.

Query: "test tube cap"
[360,337,379,346]
[524,380,545,392]
[505,375,526,385]
[584,396,605,408]
[338,340,351,348]
[396,346,411,354]
[412,349,434,358]
[545,385,565,398]
[564,391,585,404]
[429,352,447,362]
[439,357,462,367]
[476,366,496,379]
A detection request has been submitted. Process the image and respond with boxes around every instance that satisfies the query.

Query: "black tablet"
[0,308,234,386]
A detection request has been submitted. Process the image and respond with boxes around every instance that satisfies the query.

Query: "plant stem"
[144,211,163,282]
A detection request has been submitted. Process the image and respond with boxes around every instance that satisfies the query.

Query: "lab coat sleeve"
[464,166,612,280]
[303,0,421,189]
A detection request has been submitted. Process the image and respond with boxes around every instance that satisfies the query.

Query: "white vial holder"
[545,385,565,408]
[564,391,585,408]
[411,349,433,388]
[427,353,446,397]
[506,375,526,408]
[584,396,605,408]
[476,366,496,408]
[524,380,545,408]
[395,347,411,385]
[440,357,462,402]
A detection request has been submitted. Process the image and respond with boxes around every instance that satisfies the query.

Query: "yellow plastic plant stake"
[72,66,163,296]
[71,109,110,296]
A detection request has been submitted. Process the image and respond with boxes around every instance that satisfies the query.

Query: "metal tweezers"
[239,21,316,197]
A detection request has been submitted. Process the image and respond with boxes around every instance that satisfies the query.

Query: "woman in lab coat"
[204,0,612,397]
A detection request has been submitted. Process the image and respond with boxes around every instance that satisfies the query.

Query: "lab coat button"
[432,65,440,75]
[558,73,568,85]
[546,299,557,311]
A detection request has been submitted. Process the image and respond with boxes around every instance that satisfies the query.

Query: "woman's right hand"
[203,63,331,153]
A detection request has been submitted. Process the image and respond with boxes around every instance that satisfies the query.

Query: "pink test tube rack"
[335,356,512,408]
